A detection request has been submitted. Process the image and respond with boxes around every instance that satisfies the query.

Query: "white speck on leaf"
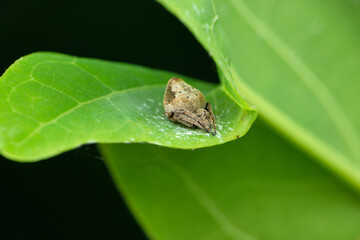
[192,4,200,15]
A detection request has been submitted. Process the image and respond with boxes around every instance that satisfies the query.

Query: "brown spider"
[163,77,216,136]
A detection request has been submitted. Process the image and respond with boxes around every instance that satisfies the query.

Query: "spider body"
[163,77,216,136]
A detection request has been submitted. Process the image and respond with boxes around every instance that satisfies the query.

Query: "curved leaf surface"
[0,52,257,161]
[156,0,360,190]
[100,120,360,240]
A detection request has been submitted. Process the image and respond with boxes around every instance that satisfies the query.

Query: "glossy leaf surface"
[0,52,257,161]
[156,0,360,190]
[101,120,360,240]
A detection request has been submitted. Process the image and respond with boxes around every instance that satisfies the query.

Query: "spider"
[163,77,216,136]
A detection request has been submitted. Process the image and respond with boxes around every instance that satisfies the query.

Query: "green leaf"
[156,0,360,190]
[100,120,360,240]
[0,52,257,161]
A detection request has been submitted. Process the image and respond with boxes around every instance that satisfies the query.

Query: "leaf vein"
[14,84,165,146]
[156,151,256,240]
[229,0,360,161]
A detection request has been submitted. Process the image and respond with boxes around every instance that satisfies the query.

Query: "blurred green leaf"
[156,0,360,190]
[0,52,257,161]
[100,120,360,240]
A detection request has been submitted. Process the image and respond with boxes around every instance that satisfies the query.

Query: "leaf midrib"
[11,84,166,147]
[226,0,360,162]
[230,69,360,192]
[155,150,256,240]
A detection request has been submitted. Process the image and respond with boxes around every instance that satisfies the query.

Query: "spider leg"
[173,114,194,128]
[165,112,176,121]
[173,109,213,135]
[205,102,216,135]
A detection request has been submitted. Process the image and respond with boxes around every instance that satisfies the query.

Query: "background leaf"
[156,0,360,190]
[0,52,257,161]
[100,119,360,240]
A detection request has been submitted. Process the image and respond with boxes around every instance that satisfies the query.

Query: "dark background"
[0,0,218,239]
